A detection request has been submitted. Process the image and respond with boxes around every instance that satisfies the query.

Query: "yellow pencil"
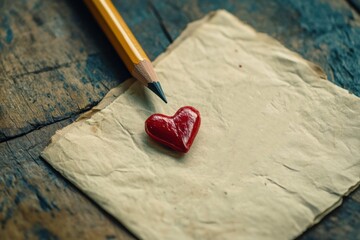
[84,0,167,103]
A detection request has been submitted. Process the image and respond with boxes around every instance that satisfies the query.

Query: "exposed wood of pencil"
[84,0,159,85]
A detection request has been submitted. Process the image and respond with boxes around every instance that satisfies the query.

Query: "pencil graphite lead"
[148,82,168,103]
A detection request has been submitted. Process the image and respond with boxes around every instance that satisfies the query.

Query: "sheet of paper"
[42,10,360,240]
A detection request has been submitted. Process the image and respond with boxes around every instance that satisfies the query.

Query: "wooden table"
[1,0,359,239]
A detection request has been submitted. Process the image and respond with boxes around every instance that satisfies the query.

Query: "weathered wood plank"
[0,0,128,141]
[0,0,174,141]
[0,117,135,239]
[0,0,359,239]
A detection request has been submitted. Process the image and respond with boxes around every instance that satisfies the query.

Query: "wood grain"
[0,117,135,240]
[0,0,359,239]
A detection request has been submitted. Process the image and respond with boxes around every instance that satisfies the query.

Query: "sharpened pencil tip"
[147,82,168,103]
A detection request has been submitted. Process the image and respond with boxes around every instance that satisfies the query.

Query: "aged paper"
[42,10,360,240]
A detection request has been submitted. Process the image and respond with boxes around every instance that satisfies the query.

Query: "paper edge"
[296,180,360,238]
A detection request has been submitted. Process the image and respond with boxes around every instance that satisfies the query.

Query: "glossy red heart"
[145,106,201,153]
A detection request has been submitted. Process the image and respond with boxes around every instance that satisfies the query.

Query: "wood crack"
[12,63,71,79]
[0,102,99,144]
[10,58,85,79]
[148,0,173,43]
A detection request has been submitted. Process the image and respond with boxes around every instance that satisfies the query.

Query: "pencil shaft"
[85,0,167,103]
[84,0,148,73]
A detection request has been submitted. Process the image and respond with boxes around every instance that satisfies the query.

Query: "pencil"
[84,0,167,103]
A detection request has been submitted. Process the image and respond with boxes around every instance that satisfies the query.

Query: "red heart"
[145,106,201,153]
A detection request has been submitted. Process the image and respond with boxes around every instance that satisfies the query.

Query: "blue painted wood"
[0,0,359,239]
